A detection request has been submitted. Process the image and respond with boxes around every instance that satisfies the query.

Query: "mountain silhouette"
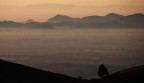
[24,22,53,29]
[0,21,23,28]
[25,19,35,23]
[81,13,123,24]
[47,14,81,28]
[0,59,144,83]
[48,14,80,23]
[105,13,123,18]
[0,59,83,83]
[0,13,144,28]
[116,13,144,27]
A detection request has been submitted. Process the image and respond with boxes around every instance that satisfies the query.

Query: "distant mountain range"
[0,13,144,28]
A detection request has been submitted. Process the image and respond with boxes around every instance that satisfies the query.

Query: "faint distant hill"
[24,19,53,29]
[0,21,23,28]
[24,22,53,29]
[0,21,53,29]
[24,19,35,23]
[0,13,144,28]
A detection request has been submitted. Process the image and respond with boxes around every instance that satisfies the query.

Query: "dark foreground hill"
[0,59,144,83]
[0,59,83,83]
[91,65,144,83]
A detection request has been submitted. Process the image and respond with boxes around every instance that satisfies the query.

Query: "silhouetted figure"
[98,64,109,77]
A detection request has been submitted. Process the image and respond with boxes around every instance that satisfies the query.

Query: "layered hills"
[0,13,144,28]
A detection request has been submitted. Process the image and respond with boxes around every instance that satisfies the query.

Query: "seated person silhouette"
[98,64,109,77]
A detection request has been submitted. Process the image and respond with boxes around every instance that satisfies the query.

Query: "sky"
[0,0,144,22]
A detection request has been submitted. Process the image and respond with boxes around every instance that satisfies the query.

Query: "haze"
[0,0,144,22]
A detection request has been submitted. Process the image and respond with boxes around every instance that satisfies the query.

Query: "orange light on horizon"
[0,0,144,22]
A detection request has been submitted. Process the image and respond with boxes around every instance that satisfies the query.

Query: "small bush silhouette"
[98,64,109,77]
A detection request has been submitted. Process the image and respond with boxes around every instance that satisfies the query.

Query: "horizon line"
[0,12,143,22]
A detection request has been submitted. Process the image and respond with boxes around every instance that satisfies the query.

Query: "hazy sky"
[0,0,144,22]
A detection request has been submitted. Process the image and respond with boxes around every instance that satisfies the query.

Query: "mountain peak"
[55,14,67,17]
[133,13,144,15]
[129,13,144,16]
[106,13,123,17]
[47,14,74,23]
[25,19,35,23]
[52,14,71,19]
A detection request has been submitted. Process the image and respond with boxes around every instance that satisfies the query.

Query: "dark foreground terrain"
[0,59,143,83]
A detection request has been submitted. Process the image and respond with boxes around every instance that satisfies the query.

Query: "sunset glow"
[0,0,144,22]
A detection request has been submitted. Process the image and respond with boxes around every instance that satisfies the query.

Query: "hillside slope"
[0,59,83,83]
